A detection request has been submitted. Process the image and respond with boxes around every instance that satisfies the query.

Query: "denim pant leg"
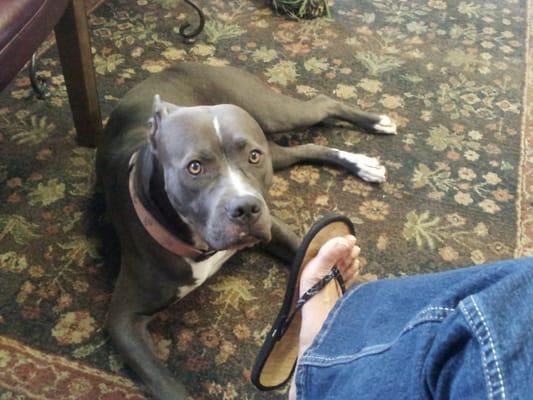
[295,257,533,400]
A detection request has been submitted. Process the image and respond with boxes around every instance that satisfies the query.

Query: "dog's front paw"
[337,151,387,183]
[373,115,397,135]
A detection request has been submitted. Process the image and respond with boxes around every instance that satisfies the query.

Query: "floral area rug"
[0,0,531,398]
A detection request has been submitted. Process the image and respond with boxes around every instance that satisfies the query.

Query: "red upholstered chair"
[0,0,102,147]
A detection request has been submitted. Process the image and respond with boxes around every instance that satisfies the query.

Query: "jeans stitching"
[460,297,506,400]
[423,306,454,312]
[402,306,454,334]
[295,360,306,400]
[302,343,391,364]
[460,301,493,399]
[471,296,507,399]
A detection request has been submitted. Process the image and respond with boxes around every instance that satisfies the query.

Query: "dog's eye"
[249,150,262,164]
[187,160,202,175]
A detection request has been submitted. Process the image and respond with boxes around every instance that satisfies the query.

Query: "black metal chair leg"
[179,0,205,44]
[29,53,48,99]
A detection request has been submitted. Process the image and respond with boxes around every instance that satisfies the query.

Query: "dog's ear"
[147,94,168,153]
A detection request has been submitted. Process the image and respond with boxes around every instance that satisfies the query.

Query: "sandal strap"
[279,266,345,337]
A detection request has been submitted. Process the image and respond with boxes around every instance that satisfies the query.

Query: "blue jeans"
[295,258,533,400]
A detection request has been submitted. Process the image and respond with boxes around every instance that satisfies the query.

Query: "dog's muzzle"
[225,194,263,225]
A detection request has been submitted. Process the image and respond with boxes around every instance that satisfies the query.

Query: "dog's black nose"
[226,195,262,224]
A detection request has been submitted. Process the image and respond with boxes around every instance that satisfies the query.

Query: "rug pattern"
[517,0,533,257]
[0,336,144,399]
[0,0,531,398]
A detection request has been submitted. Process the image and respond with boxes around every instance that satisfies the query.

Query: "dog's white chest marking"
[178,250,236,299]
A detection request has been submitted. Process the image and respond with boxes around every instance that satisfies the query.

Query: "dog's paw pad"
[373,115,397,135]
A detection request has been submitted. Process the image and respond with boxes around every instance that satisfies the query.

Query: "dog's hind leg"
[269,141,387,183]
[242,93,396,136]
[106,261,186,400]
[198,65,396,135]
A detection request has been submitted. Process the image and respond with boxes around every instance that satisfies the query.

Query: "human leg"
[294,258,533,399]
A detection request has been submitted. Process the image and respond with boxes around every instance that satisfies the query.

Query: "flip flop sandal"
[251,214,355,391]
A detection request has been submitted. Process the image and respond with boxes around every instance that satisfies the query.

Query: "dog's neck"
[132,145,213,259]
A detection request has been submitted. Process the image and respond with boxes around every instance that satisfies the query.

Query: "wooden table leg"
[54,0,102,148]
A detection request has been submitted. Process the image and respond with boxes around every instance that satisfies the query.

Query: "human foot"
[289,235,361,399]
[298,235,360,352]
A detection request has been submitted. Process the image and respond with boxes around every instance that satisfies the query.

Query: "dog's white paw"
[358,164,387,183]
[373,115,397,135]
[337,151,387,183]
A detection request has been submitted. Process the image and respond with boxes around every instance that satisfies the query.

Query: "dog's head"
[147,95,273,251]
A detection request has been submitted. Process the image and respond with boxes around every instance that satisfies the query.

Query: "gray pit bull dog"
[96,63,396,400]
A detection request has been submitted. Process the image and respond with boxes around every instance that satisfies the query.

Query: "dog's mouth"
[234,224,272,247]
[229,236,260,250]
[212,234,262,251]
[203,223,271,252]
